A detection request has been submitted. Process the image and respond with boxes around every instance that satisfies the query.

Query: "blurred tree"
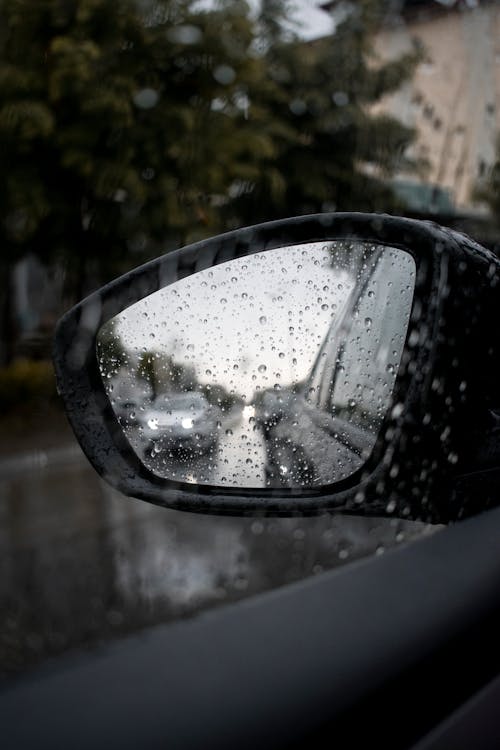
[258,0,297,46]
[229,0,422,223]
[0,0,273,361]
[474,133,500,223]
[0,0,420,364]
[0,0,270,283]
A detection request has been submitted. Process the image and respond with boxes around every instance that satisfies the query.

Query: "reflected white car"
[141,391,219,458]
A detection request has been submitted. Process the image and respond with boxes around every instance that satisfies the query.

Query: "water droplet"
[332,90,349,106]
[133,88,159,109]
[213,64,236,85]
[386,499,397,513]
[258,364,267,373]
[259,315,267,325]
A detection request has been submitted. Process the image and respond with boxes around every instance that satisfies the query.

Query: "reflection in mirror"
[97,242,415,489]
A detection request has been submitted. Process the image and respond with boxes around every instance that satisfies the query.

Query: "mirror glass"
[97,242,416,489]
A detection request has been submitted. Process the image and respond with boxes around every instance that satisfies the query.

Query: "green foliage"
[0,0,267,283]
[0,0,419,290]
[228,0,421,223]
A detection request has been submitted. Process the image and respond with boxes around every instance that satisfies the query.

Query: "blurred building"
[10,256,65,361]
[321,0,500,213]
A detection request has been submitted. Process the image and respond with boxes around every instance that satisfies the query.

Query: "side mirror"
[53,213,500,523]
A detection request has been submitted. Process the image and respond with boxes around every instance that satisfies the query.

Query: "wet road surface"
[0,436,436,678]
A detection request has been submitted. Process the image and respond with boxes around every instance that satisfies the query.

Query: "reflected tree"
[97,318,131,378]
[135,349,240,410]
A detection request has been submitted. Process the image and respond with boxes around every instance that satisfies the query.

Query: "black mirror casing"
[53,213,500,522]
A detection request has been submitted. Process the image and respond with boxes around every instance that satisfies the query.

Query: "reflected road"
[143,406,267,486]
[132,406,267,487]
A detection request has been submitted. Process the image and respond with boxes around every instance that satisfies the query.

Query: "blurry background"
[1,0,499,677]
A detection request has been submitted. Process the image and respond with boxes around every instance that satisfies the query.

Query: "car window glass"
[2,0,495,673]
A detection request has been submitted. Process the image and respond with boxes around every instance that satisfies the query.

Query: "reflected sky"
[114,243,352,394]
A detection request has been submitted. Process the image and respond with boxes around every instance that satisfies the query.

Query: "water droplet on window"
[332,90,349,106]
[213,64,236,85]
[289,98,307,115]
[166,24,203,45]
[133,88,159,109]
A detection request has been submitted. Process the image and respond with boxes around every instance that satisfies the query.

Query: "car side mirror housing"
[53,213,500,523]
